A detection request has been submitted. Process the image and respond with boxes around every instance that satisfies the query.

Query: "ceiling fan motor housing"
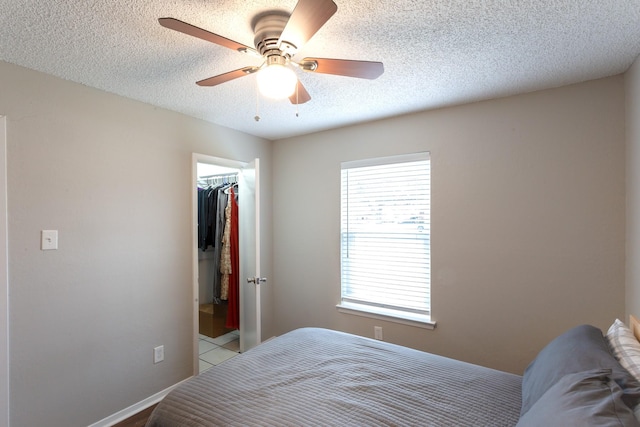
[253,13,296,59]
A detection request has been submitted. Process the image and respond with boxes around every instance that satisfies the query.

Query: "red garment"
[225,187,240,329]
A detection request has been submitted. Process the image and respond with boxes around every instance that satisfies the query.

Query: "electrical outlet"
[154,345,164,364]
[374,326,383,340]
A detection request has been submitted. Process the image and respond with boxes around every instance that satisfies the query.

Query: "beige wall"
[272,76,626,375]
[0,60,274,427]
[627,55,640,319]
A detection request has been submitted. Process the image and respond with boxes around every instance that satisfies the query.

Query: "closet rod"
[199,172,239,179]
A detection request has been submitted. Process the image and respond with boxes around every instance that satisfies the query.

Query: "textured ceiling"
[1,0,640,140]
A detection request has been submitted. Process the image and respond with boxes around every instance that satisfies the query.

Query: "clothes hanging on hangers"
[197,175,238,306]
[197,176,238,251]
[226,185,240,330]
[210,184,229,303]
[197,186,219,251]
[220,192,233,300]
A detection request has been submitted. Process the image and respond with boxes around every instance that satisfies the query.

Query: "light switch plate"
[154,345,164,364]
[41,230,58,250]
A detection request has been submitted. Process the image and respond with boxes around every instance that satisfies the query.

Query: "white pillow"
[606,319,640,382]
[606,319,640,421]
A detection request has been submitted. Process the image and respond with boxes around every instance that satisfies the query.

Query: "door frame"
[1,116,9,426]
[191,153,247,375]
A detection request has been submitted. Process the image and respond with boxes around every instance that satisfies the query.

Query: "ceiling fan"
[159,0,384,104]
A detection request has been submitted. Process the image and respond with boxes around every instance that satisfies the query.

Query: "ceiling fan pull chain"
[295,83,299,117]
[254,80,261,122]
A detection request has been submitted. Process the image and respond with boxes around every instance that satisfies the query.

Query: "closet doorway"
[191,154,262,375]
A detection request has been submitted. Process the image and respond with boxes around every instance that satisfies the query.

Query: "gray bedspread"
[146,328,522,426]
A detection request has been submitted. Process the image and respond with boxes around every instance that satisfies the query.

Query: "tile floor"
[198,330,240,373]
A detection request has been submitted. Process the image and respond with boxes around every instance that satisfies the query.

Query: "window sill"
[336,302,436,330]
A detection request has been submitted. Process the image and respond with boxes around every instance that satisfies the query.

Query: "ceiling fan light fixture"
[257,63,298,99]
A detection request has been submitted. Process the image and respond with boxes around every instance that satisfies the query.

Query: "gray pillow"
[521,324,640,416]
[517,369,640,427]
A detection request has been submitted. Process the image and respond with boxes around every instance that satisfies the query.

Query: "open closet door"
[238,159,261,352]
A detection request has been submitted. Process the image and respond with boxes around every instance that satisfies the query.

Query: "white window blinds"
[340,153,430,319]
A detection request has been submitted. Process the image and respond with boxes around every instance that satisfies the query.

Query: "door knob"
[247,277,267,284]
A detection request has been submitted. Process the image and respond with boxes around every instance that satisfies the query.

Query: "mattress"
[146,327,522,426]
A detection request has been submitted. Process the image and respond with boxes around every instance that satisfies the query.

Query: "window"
[338,152,431,327]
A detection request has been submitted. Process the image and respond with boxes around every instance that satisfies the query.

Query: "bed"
[146,321,640,426]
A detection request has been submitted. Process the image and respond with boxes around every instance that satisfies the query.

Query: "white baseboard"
[88,376,193,427]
